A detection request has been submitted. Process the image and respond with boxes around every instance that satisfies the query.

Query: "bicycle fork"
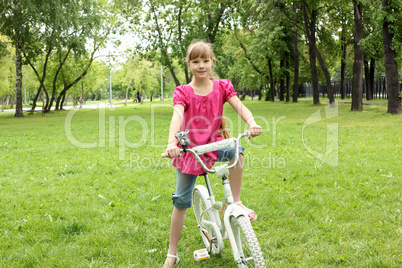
[220,175,250,265]
[203,174,249,263]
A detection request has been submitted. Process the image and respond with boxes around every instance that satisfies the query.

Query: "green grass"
[0,100,401,267]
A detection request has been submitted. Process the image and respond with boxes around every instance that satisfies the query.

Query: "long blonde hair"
[186,41,216,62]
[219,116,230,139]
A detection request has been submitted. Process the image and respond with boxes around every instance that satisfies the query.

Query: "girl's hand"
[165,146,181,159]
[248,125,262,137]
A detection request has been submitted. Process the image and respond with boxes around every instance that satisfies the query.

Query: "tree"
[31,0,109,112]
[76,60,107,106]
[351,1,364,111]
[122,0,233,87]
[232,1,288,102]
[382,0,401,114]
[0,0,43,117]
[292,2,300,103]
[300,1,320,104]
[0,40,14,112]
[360,0,383,101]
[56,44,102,110]
[301,0,335,106]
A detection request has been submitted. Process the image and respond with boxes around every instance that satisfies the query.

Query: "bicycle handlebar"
[161,131,250,174]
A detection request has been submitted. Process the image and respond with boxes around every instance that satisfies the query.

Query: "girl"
[163,41,262,267]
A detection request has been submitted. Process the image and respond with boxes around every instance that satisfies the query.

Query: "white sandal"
[162,254,180,268]
[235,201,258,222]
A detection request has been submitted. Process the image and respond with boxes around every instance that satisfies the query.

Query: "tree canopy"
[0,0,401,114]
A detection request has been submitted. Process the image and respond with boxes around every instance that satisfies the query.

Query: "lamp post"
[95,52,123,106]
[161,64,163,103]
[108,51,112,106]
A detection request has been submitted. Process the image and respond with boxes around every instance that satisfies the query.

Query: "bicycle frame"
[197,172,250,258]
[187,132,252,262]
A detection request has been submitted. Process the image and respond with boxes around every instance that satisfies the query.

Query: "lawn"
[0,100,401,267]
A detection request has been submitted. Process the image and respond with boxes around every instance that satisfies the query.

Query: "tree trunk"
[46,48,72,112]
[10,95,14,109]
[177,4,190,84]
[269,59,275,102]
[292,2,299,103]
[382,0,401,114]
[313,46,335,106]
[302,1,334,106]
[340,35,347,100]
[56,58,95,110]
[60,91,67,110]
[55,96,61,110]
[279,59,285,101]
[364,60,373,100]
[264,78,270,101]
[25,45,53,112]
[80,81,84,108]
[285,57,290,102]
[149,0,181,86]
[125,77,133,106]
[239,89,245,101]
[351,1,364,111]
[205,2,227,44]
[2,92,10,112]
[309,46,319,104]
[14,36,24,117]
[43,87,49,112]
[301,1,319,105]
[369,58,375,99]
[31,86,42,112]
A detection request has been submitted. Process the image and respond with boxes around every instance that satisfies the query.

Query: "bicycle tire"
[192,186,220,254]
[230,215,265,267]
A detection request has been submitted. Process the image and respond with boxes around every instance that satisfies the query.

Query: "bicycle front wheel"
[230,215,265,267]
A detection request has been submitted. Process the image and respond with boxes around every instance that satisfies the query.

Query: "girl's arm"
[227,96,262,137]
[165,104,185,158]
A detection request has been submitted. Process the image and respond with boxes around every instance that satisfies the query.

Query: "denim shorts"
[172,145,245,209]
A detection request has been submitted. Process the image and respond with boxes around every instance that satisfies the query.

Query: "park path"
[2,103,122,113]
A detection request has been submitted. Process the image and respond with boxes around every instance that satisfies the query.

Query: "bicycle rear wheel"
[192,185,220,254]
[230,215,265,267]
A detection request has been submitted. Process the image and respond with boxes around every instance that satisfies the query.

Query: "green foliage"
[0,42,14,99]
[1,0,401,111]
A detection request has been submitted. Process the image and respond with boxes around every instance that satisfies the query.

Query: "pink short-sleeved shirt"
[172,79,237,175]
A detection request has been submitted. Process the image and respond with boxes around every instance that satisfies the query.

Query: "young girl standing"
[163,41,262,267]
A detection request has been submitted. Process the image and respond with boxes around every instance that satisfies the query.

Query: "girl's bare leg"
[164,207,187,266]
[228,154,257,220]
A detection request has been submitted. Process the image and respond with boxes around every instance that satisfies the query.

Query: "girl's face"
[188,57,213,80]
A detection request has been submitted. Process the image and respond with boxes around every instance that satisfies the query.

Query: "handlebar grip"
[245,130,251,138]
[161,149,183,158]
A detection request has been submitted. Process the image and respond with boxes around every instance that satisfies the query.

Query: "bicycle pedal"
[193,248,210,261]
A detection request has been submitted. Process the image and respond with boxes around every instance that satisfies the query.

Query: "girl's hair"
[186,41,216,62]
[187,41,219,80]
[187,40,229,138]
[219,116,230,139]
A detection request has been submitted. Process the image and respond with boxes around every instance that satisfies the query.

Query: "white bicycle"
[163,131,265,267]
